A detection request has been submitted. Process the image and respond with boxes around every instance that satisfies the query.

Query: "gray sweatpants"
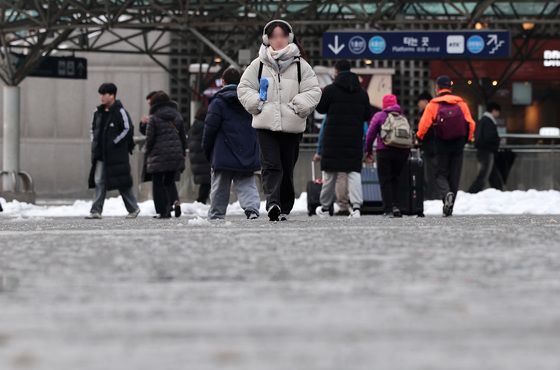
[208,170,261,220]
[320,171,363,210]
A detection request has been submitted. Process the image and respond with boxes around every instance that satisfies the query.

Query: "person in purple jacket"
[364,94,411,218]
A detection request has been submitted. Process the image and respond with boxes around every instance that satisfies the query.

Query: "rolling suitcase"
[396,149,425,217]
[361,163,384,215]
[307,161,323,216]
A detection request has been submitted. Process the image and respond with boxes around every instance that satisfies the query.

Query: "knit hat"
[382,94,398,109]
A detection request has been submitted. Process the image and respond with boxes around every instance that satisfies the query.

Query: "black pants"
[152,171,179,216]
[422,151,439,200]
[197,183,211,204]
[257,129,301,215]
[468,150,504,193]
[377,149,409,213]
[435,150,464,201]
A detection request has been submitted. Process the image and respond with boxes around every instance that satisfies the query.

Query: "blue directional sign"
[323,31,510,59]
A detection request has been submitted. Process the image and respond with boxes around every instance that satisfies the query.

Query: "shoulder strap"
[258,62,264,81]
[296,58,301,84]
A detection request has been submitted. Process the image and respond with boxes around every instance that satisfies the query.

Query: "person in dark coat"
[187,107,212,204]
[139,91,158,183]
[468,102,504,193]
[415,91,438,200]
[87,83,139,219]
[314,60,372,218]
[145,91,187,219]
[203,67,261,220]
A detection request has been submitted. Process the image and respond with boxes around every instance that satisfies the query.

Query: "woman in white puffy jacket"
[238,20,321,221]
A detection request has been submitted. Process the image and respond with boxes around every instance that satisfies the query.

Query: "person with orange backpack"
[416,76,476,217]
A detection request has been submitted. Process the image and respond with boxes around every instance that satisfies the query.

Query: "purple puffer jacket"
[365,104,407,153]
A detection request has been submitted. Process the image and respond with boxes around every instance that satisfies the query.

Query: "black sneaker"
[392,207,402,218]
[173,202,182,218]
[443,192,455,217]
[268,204,281,222]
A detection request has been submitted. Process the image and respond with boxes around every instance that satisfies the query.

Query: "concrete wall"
[0,42,170,198]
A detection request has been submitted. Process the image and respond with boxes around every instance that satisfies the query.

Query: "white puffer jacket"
[238,54,322,134]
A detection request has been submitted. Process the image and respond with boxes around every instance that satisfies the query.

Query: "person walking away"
[313,60,371,218]
[145,91,187,219]
[238,19,321,221]
[187,107,212,204]
[416,91,438,200]
[365,94,412,218]
[416,75,476,217]
[87,83,140,219]
[468,102,504,193]
[203,67,262,220]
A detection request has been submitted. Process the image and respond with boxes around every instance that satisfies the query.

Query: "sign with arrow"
[28,56,88,79]
[323,31,510,59]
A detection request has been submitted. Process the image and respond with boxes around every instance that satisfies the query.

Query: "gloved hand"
[258,78,269,112]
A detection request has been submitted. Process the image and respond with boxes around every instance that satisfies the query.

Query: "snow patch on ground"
[0,189,559,218]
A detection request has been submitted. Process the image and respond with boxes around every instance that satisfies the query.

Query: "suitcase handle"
[311,161,318,181]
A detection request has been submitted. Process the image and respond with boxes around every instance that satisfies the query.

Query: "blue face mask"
[259,78,269,101]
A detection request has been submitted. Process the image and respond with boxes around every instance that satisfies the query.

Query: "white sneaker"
[279,214,288,222]
[126,209,141,219]
[349,209,361,218]
[85,212,102,219]
[315,206,330,218]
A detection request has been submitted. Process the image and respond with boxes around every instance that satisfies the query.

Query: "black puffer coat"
[145,101,187,174]
[187,119,211,185]
[88,100,134,190]
[315,72,372,173]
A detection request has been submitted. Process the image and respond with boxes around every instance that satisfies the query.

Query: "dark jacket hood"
[214,85,244,109]
[150,101,180,121]
[333,71,361,93]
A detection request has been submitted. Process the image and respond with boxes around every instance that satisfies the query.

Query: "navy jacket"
[202,85,261,173]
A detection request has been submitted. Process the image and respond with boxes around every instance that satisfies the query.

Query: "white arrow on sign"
[487,34,498,46]
[328,35,345,55]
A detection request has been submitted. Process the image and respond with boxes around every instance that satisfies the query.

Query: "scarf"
[258,43,301,74]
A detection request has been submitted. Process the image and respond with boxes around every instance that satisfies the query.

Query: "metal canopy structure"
[0,1,559,86]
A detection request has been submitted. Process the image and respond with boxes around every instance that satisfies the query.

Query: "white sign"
[544,50,560,67]
[446,35,464,54]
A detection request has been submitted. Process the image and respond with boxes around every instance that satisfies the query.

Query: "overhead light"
[492,80,498,86]
[364,59,373,65]
[522,22,535,31]
[467,80,473,85]
[214,57,222,64]
[474,22,484,30]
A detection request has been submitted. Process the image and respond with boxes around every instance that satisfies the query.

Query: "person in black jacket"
[415,91,438,200]
[313,60,372,218]
[468,102,504,193]
[203,68,261,220]
[145,91,187,219]
[187,107,212,204]
[87,83,140,219]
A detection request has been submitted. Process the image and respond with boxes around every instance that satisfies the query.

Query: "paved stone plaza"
[1,214,560,370]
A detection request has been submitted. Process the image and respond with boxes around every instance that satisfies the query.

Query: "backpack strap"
[295,58,301,84]
[258,62,264,82]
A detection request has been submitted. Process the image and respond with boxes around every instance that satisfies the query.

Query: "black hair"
[149,91,171,106]
[416,91,433,103]
[334,60,351,72]
[222,67,241,85]
[486,102,501,113]
[145,91,158,100]
[264,21,308,60]
[98,83,117,96]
